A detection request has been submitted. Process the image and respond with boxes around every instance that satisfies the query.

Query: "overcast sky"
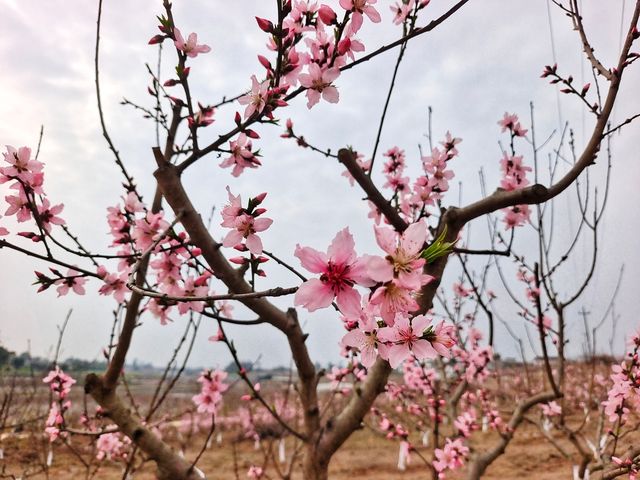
[0,0,638,369]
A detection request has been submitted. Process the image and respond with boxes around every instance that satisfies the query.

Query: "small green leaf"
[421,226,456,263]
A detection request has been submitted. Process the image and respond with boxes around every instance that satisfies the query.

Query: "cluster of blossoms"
[42,367,76,442]
[104,192,215,324]
[220,187,273,256]
[497,113,532,229]
[96,432,131,461]
[541,400,562,418]
[327,361,367,394]
[0,146,91,295]
[602,334,640,425]
[611,456,640,480]
[515,267,554,336]
[1,146,64,238]
[190,0,434,177]
[355,134,461,226]
[293,223,455,369]
[433,437,469,478]
[450,329,494,383]
[192,369,229,416]
[371,321,503,477]
[388,361,445,430]
[3,144,251,331]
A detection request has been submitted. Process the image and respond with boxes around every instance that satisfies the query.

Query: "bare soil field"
[1,421,593,479]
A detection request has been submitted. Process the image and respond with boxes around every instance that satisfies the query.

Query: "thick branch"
[152,150,320,441]
[454,3,639,226]
[337,148,408,232]
[466,391,559,479]
[86,374,205,480]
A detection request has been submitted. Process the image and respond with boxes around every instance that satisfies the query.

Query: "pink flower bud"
[148,34,165,45]
[318,5,337,25]
[244,129,260,139]
[194,272,211,287]
[337,38,351,56]
[257,55,272,70]
[255,17,274,33]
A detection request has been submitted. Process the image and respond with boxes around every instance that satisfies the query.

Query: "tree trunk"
[302,445,329,480]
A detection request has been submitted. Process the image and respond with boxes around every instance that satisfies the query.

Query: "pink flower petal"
[294,279,334,311]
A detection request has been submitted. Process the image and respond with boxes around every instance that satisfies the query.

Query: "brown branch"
[569,0,613,80]
[85,374,205,480]
[466,391,559,479]
[152,149,320,454]
[452,2,640,227]
[127,284,298,303]
[337,148,408,232]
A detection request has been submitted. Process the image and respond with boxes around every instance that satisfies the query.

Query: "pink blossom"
[247,465,264,479]
[440,131,462,157]
[43,367,76,398]
[4,190,31,222]
[433,438,469,476]
[369,279,420,325]
[294,227,373,315]
[502,204,530,229]
[541,401,562,417]
[219,133,261,176]
[298,63,340,109]
[220,188,273,255]
[55,269,87,296]
[97,266,128,303]
[318,4,337,25]
[172,276,208,314]
[340,0,381,34]
[238,75,269,119]
[498,112,528,137]
[188,103,215,128]
[37,198,65,233]
[1,145,43,185]
[132,211,169,251]
[341,312,385,368]
[454,409,478,437]
[123,191,145,213]
[147,298,173,325]
[96,432,130,461]
[423,147,455,193]
[453,282,471,298]
[378,315,437,368]
[337,35,365,62]
[390,0,414,25]
[173,28,211,58]
[367,221,433,290]
[192,369,229,415]
[427,321,456,356]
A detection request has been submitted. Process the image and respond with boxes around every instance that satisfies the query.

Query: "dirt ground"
[1,422,587,479]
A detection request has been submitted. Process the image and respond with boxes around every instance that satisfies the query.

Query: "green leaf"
[421,226,456,263]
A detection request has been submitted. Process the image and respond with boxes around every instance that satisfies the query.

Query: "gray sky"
[0,0,638,369]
